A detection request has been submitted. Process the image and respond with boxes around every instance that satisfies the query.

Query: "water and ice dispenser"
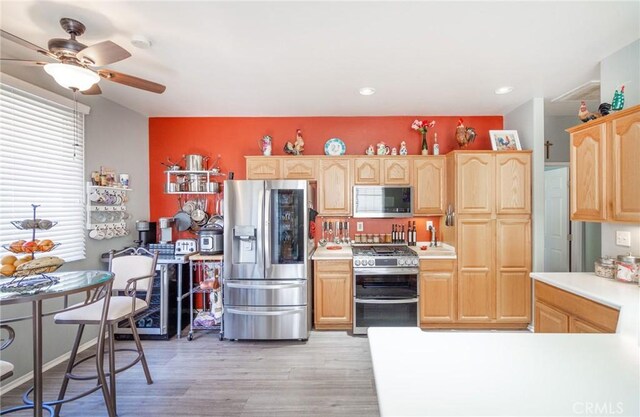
[233,225,257,264]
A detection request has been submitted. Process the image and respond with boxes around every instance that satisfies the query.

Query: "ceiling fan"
[0,17,165,95]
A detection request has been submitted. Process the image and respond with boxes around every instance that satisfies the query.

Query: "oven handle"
[353,267,419,275]
[354,297,418,304]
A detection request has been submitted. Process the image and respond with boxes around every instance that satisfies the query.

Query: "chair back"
[108,247,158,303]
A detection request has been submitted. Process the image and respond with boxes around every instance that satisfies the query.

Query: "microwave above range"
[353,186,413,218]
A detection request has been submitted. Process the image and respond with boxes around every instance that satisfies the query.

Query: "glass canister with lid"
[615,253,640,284]
[595,256,617,279]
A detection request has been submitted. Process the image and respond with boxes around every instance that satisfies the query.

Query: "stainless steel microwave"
[353,186,413,218]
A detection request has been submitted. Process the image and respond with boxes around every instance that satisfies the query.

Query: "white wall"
[543,116,575,163]
[0,68,149,385]
[505,98,545,272]
[600,39,640,257]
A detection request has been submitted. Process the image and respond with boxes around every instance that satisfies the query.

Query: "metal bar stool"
[53,247,158,416]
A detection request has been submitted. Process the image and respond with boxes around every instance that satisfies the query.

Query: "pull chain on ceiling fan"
[1,18,166,95]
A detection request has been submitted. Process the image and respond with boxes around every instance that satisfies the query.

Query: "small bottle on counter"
[401,225,405,244]
[433,133,440,155]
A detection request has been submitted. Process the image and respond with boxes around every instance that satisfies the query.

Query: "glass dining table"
[0,270,114,417]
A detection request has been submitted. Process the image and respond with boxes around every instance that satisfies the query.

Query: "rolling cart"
[187,254,223,341]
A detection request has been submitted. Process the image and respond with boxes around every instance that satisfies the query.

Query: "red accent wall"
[149,116,502,240]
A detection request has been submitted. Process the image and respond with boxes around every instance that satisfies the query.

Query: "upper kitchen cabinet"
[382,158,411,185]
[282,158,316,180]
[318,158,352,216]
[496,153,531,214]
[569,123,607,221]
[567,105,640,223]
[413,157,446,215]
[354,158,381,185]
[610,109,640,223]
[246,157,281,179]
[455,153,495,214]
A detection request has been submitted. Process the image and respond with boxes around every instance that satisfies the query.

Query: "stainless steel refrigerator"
[223,180,314,340]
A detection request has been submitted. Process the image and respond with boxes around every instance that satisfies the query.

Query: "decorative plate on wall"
[324,138,346,156]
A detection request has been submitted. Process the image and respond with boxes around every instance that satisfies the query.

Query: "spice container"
[594,256,616,279]
[615,253,639,284]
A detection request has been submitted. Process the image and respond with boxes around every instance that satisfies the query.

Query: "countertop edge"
[530,272,624,310]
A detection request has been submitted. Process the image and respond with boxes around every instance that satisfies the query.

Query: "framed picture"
[489,130,521,151]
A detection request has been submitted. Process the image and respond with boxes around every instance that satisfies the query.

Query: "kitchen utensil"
[198,229,223,255]
[318,220,327,247]
[184,154,209,171]
[165,183,178,193]
[206,215,224,230]
[191,199,206,222]
[208,182,219,193]
[173,197,192,232]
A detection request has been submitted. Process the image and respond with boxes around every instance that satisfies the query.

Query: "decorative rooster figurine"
[455,118,477,148]
[284,129,305,155]
[578,101,598,123]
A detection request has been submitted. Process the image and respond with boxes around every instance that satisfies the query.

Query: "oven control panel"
[353,257,418,267]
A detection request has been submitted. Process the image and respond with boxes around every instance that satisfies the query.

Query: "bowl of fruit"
[3,239,58,254]
[1,254,64,278]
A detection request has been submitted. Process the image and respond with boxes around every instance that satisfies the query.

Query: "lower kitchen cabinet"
[419,260,455,325]
[314,260,352,330]
[534,281,619,333]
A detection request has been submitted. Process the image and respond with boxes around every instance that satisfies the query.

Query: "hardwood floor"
[1,331,380,417]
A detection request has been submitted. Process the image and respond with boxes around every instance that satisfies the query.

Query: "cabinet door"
[569,317,606,333]
[495,217,531,322]
[283,158,316,179]
[383,158,411,184]
[534,301,569,333]
[457,217,494,322]
[570,123,606,221]
[420,271,455,323]
[496,153,531,214]
[314,261,352,328]
[246,158,281,179]
[413,157,445,215]
[457,153,495,214]
[318,159,352,216]
[354,158,380,185]
[610,111,640,223]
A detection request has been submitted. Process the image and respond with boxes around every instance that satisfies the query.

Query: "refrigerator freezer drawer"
[223,279,308,306]
[223,306,309,340]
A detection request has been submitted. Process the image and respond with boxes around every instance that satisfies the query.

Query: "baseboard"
[0,337,97,396]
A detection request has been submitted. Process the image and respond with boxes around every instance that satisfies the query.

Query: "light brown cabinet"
[382,158,411,184]
[317,159,352,216]
[568,105,640,223]
[353,158,380,184]
[413,157,446,215]
[534,280,619,333]
[314,260,352,330]
[419,260,456,324]
[495,217,531,322]
[496,153,531,214]
[282,158,316,179]
[456,153,495,214]
[246,157,281,179]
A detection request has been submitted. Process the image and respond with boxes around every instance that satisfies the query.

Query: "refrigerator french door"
[223,180,313,340]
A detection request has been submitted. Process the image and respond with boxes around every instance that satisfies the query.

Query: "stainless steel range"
[352,245,419,335]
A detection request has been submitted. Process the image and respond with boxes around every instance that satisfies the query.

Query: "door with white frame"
[544,165,570,272]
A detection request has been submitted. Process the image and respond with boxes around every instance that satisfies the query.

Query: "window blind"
[0,82,86,262]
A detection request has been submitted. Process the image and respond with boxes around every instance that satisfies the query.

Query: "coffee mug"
[119,173,130,188]
[105,229,115,239]
[89,229,105,240]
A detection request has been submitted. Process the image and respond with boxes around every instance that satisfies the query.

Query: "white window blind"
[0,82,86,262]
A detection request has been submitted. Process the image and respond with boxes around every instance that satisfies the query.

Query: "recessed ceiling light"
[495,86,514,95]
[359,87,376,96]
[131,35,152,49]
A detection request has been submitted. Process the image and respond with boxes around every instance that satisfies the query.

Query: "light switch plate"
[356,222,364,232]
[616,231,631,247]
[426,221,433,231]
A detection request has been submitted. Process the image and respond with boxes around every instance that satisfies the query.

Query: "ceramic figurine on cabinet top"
[365,145,375,155]
[391,147,398,155]
[376,142,390,155]
[259,135,272,156]
[284,129,305,155]
[611,85,625,111]
[399,141,408,155]
[455,118,476,148]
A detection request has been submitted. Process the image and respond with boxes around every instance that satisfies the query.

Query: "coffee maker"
[135,220,157,247]
[158,217,175,243]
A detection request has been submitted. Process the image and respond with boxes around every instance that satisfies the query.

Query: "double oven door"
[353,266,419,335]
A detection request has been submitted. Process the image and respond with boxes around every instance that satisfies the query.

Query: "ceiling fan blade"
[0,58,48,66]
[77,41,131,66]
[98,69,166,94]
[81,83,102,95]
[0,29,57,60]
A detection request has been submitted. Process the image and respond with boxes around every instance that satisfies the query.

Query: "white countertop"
[311,242,456,260]
[531,272,639,341]
[369,328,640,417]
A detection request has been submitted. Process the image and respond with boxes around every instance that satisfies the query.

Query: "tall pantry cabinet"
[445,151,532,328]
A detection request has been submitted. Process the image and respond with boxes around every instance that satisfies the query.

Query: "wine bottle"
[401,225,405,244]
[412,221,417,246]
[392,224,396,243]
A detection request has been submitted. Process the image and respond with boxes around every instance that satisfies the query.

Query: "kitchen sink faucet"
[428,225,437,247]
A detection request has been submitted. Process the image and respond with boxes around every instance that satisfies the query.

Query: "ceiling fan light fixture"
[44,63,100,91]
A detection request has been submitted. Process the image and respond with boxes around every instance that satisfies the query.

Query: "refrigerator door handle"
[225,282,305,290]
[226,307,304,316]
[264,188,272,270]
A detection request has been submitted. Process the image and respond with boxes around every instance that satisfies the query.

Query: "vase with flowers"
[411,119,436,155]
